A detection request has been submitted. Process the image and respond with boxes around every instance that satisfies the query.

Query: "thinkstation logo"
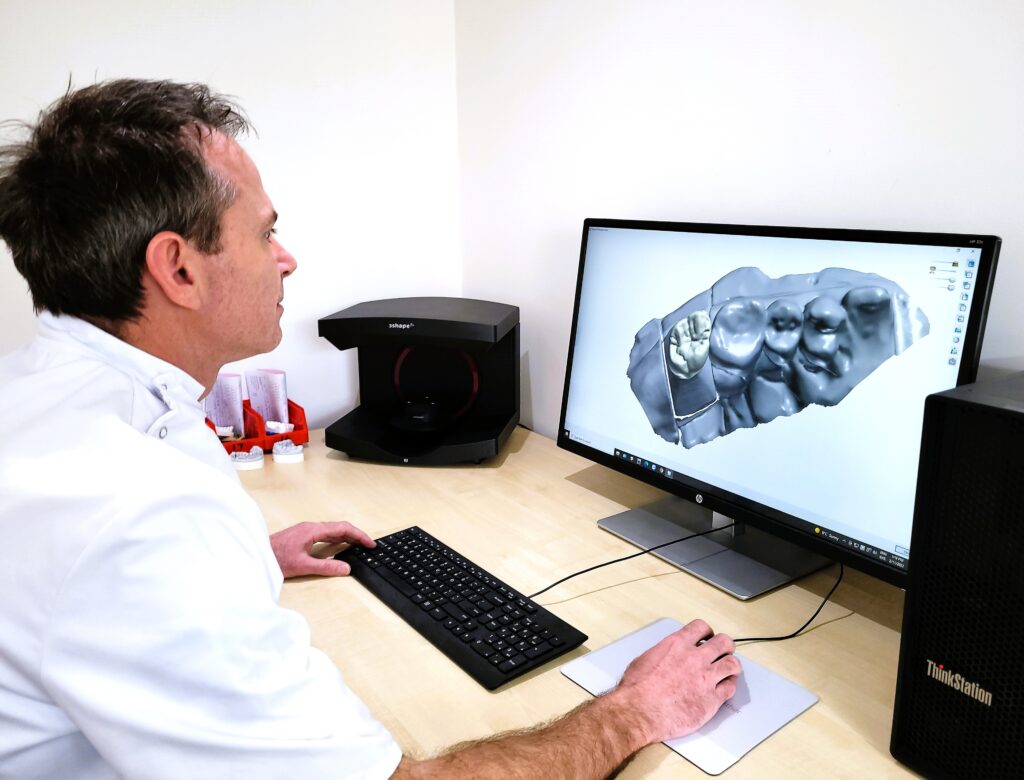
[926,660,993,707]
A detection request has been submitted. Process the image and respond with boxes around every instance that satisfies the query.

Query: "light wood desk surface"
[241,427,914,778]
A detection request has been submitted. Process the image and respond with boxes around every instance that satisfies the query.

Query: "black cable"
[528,523,735,600]
[733,563,845,643]
[530,529,845,646]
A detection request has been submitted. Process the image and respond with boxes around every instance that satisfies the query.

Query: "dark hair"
[0,79,251,323]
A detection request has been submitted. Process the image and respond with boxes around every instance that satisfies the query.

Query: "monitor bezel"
[556,217,1001,588]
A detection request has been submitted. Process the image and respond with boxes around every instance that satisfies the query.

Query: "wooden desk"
[241,427,913,778]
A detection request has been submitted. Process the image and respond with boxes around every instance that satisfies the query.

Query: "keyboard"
[336,526,588,690]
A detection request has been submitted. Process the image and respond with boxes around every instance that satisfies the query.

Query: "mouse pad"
[560,617,818,775]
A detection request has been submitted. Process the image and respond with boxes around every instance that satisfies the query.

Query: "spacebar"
[372,565,417,597]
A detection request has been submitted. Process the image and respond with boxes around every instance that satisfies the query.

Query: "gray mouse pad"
[560,618,818,775]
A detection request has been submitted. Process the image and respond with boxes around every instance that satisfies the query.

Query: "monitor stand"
[598,496,831,600]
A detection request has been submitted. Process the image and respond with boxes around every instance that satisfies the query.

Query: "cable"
[527,523,735,600]
[733,563,844,643]
[530,529,845,646]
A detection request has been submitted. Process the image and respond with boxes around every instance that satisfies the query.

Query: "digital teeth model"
[627,267,929,448]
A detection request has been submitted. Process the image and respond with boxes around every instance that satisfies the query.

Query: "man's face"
[200,133,297,363]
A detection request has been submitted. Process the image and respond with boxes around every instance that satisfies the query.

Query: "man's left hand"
[269,521,376,578]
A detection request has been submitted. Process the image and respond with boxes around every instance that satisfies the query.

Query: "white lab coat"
[0,313,402,780]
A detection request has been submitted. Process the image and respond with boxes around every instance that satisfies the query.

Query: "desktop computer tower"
[318,297,520,465]
[890,372,1024,778]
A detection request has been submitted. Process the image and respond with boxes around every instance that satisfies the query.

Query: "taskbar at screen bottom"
[611,447,909,575]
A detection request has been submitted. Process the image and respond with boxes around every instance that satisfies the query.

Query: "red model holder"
[263,400,309,451]
[205,399,309,454]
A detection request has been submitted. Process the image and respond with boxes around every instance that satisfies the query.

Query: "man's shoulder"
[4,408,234,499]
[0,407,262,584]
[0,332,257,567]
[0,336,136,428]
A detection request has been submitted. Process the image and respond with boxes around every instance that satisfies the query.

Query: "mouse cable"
[529,532,845,645]
[528,523,736,600]
[732,563,845,644]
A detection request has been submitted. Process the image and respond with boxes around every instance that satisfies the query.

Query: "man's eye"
[265,227,278,241]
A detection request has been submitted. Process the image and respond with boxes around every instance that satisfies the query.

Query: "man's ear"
[144,231,204,311]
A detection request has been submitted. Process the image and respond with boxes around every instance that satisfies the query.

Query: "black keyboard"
[336,526,588,690]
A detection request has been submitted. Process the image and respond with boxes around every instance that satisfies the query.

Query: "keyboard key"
[498,654,528,673]
[525,642,551,659]
[471,641,495,658]
[443,603,470,622]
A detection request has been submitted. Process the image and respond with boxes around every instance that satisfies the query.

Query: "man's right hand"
[392,619,741,779]
[609,619,741,745]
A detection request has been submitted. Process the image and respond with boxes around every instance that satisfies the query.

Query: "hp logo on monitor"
[696,494,704,504]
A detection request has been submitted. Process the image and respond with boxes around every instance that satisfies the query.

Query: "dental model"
[627,267,929,448]
[229,445,265,470]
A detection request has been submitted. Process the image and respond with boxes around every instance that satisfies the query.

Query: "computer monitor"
[557,219,1000,598]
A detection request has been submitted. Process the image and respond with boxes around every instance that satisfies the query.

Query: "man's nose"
[275,239,297,277]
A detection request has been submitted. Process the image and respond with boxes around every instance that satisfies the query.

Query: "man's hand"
[610,619,741,745]
[393,618,741,779]
[269,521,376,579]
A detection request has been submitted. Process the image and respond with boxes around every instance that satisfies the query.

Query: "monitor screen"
[558,219,1000,590]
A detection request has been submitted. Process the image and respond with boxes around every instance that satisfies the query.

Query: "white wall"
[455,0,1024,436]
[0,0,462,429]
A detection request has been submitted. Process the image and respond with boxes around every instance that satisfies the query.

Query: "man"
[0,79,739,779]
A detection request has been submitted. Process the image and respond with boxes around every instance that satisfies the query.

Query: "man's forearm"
[394,688,652,779]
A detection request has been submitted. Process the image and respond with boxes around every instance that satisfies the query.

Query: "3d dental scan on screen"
[628,267,929,447]
[558,219,999,598]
